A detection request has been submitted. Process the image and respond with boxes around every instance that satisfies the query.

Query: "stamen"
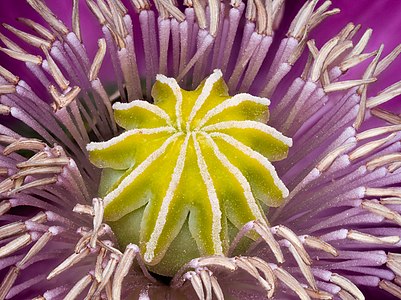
[324,40,353,69]
[199,269,213,300]
[109,0,127,39]
[348,133,395,161]
[380,80,401,95]
[0,222,25,241]
[84,278,98,299]
[3,138,46,155]
[2,23,51,49]
[305,288,333,300]
[16,231,53,268]
[379,280,401,299]
[253,0,267,34]
[228,32,263,90]
[367,84,401,108]
[237,256,264,281]
[208,0,220,36]
[96,0,112,22]
[11,166,63,180]
[105,283,114,300]
[47,247,91,280]
[0,1,399,297]
[387,254,401,281]
[0,32,26,53]
[375,44,401,76]
[340,51,378,73]
[0,233,32,259]
[0,212,46,240]
[336,22,355,41]
[287,243,317,290]
[94,247,107,282]
[356,124,401,140]
[253,221,284,263]
[350,28,372,57]
[86,0,106,25]
[323,78,376,93]
[72,0,81,42]
[309,1,339,30]
[371,108,401,125]
[288,0,318,41]
[380,197,401,205]
[353,46,382,128]
[17,18,55,42]
[105,24,125,49]
[0,178,13,194]
[97,240,123,256]
[316,142,356,172]
[329,274,364,300]
[26,0,69,35]
[361,201,401,226]
[0,267,19,300]
[130,0,151,11]
[112,244,137,300]
[0,47,42,65]
[42,46,70,90]
[210,275,224,300]
[274,225,312,265]
[0,84,16,95]
[93,253,119,296]
[0,65,19,84]
[244,0,254,22]
[247,257,276,298]
[286,37,306,66]
[0,201,11,217]
[303,236,338,257]
[114,0,127,14]
[239,35,273,91]
[159,0,186,22]
[153,0,168,19]
[90,198,104,248]
[192,256,237,271]
[177,34,214,81]
[273,267,310,300]
[16,157,70,168]
[0,135,18,144]
[188,271,206,300]
[218,5,243,74]
[347,230,400,245]
[192,0,207,29]
[365,187,401,198]
[49,85,81,111]
[74,231,92,253]
[310,37,339,82]
[19,274,51,299]
[337,289,356,300]
[89,39,106,82]
[158,19,171,75]
[64,274,93,300]
[367,153,401,171]
[73,204,95,216]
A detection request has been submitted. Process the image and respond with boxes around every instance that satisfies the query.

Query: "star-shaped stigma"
[87,70,292,275]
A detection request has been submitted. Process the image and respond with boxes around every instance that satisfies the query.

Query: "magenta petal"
[1,1,401,299]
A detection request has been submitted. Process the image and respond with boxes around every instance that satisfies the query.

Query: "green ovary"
[86,70,292,276]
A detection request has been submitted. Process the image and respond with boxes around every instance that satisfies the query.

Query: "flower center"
[86,70,292,276]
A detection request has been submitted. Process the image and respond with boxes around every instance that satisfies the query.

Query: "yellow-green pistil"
[86,70,292,276]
